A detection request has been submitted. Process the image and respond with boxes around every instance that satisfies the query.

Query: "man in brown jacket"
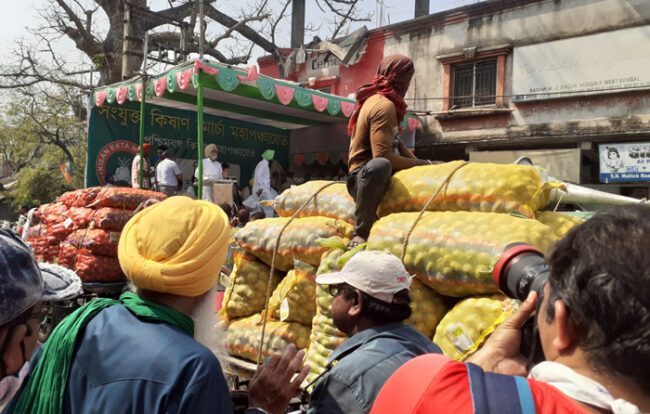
[346,55,434,248]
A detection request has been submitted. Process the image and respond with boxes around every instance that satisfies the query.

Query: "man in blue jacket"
[307,250,441,414]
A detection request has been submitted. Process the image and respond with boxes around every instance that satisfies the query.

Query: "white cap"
[316,250,412,303]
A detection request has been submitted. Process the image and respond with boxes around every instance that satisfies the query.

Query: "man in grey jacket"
[307,250,441,414]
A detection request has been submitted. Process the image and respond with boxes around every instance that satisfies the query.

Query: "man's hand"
[465,291,537,376]
[248,344,309,414]
[257,189,263,196]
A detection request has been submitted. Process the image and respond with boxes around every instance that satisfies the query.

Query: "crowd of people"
[1,54,648,414]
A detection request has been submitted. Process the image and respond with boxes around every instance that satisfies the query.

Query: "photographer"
[371,205,650,414]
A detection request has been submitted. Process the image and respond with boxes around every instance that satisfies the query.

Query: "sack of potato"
[92,208,133,230]
[219,249,282,319]
[535,211,585,238]
[235,217,353,271]
[377,161,552,218]
[63,229,120,257]
[56,187,101,208]
[404,279,447,339]
[268,260,318,325]
[274,181,355,223]
[433,294,518,361]
[89,187,167,210]
[367,211,558,297]
[58,245,125,283]
[224,314,311,363]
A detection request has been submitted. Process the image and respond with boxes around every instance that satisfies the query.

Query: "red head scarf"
[348,54,414,136]
[140,143,152,155]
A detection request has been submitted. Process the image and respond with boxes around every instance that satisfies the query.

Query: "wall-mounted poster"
[599,143,650,183]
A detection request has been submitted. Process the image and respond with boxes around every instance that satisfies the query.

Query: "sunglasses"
[328,284,349,297]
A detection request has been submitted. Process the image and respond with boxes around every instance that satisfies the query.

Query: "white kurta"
[243,159,277,217]
[194,158,223,202]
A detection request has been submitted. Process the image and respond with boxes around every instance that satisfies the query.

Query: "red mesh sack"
[93,208,132,231]
[56,187,101,208]
[45,220,75,242]
[58,245,125,283]
[66,207,94,228]
[63,229,120,257]
[90,188,166,210]
[24,224,46,239]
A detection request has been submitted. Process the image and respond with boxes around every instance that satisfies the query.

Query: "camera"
[492,242,550,363]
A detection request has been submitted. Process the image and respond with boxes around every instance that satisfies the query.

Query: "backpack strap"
[466,363,536,414]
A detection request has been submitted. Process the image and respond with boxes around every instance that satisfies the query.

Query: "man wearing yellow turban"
[194,143,223,203]
[10,197,308,414]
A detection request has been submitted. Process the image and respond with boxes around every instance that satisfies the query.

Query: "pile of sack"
[220,161,585,376]
[26,187,167,283]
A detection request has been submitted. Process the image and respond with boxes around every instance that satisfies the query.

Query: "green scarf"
[14,292,194,414]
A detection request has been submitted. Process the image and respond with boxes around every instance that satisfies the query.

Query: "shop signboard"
[87,100,289,188]
[599,143,650,183]
[513,25,650,101]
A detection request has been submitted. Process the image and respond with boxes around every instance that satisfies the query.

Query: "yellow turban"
[205,144,217,155]
[118,196,230,297]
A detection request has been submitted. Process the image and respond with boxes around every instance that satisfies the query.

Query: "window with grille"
[451,59,497,108]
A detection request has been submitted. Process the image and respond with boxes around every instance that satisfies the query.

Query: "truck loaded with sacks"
[219,161,588,384]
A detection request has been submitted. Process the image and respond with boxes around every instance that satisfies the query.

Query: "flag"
[60,162,72,183]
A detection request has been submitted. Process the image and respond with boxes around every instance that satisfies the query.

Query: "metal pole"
[197,71,204,199]
[199,0,205,58]
[138,32,149,189]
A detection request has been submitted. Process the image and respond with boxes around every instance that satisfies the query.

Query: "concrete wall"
[379,0,650,154]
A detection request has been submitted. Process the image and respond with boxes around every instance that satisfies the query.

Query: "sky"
[0,0,481,75]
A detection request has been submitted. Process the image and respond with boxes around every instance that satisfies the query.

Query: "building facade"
[260,0,650,198]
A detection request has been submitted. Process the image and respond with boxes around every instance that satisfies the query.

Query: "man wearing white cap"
[243,149,277,217]
[306,250,441,414]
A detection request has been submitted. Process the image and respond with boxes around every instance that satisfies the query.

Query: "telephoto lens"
[493,242,550,363]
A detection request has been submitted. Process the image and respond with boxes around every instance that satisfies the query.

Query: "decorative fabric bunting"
[94,91,107,107]
[327,99,341,116]
[146,81,154,99]
[127,84,137,101]
[153,77,167,97]
[312,94,328,112]
[294,88,313,107]
[293,154,306,167]
[115,87,127,104]
[135,83,143,101]
[315,153,330,166]
[341,101,355,117]
[329,151,342,164]
[257,77,275,100]
[176,69,192,90]
[192,71,199,88]
[106,88,116,104]
[401,118,408,130]
[217,67,240,92]
[408,117,420,131]
[166,74,176,93]
[194,59,220,75]
[275,85,295,105]
[237,65,260,82]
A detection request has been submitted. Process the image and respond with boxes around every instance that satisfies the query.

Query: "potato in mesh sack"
[66,207,94,228]
[433,294,518,361]
[377,161,552,218]
[235,217,353,271]
[92,208,133,230]
[274,181,355,223]
[24,224,46,239]
[535,211,585,238]
[404,279,447,339]
[268,260,318,325]
[58,245,125,283]
[35,203,68,223]
[89,187,167,210]
[63,229,120,257]
[367,211,558,297]
[223,314,311,363]
[219,249,282,319]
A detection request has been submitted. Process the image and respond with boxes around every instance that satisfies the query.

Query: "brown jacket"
[348,94,419,173]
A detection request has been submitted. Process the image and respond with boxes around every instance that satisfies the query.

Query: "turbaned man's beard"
[191,286,229,370]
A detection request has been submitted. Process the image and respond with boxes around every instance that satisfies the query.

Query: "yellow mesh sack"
[235,217,353,271]
[274,181,355,223]
[268,261,318,325]
[224,314,312,363]
[219,249,282,319]
[367,211,558,297]
[405,279,447,338]
[377,161,551,218]
[535,211,585,239]
[434,294,518,361]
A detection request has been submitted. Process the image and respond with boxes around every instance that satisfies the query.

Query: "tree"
[0,87,87,206]
[0,0,371,89]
